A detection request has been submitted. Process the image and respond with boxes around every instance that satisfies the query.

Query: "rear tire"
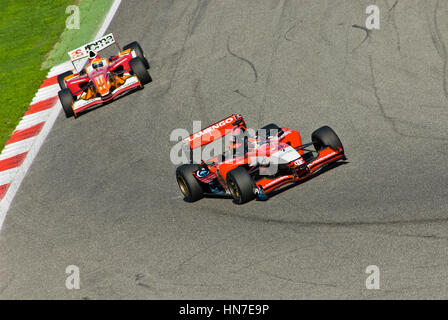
[226,167,255,204]
[57,71,73,90]
[123,41,150,69]
[130,57,151,86]
[311,126,343,152]
[58,89,75,118]
[176,164,204,202]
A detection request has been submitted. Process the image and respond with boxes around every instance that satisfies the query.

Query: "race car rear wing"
[183,114,246,149]
[182,114,246,161]
[67,33,120,72]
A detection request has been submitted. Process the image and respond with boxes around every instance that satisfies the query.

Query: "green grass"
[0,0,113,152]
[43,0,113,68]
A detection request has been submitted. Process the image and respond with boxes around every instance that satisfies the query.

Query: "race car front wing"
[71,75,141,115]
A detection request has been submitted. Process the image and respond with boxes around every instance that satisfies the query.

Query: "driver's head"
[88,50,104,67]
[91,58,104,69]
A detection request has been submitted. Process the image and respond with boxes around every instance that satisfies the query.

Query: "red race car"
[176,114,346,204]
[57,33,151,118]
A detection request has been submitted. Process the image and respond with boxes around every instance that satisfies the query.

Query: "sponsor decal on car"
[294,158,304,166]
[68,33,116,62]
[186,116,235,143]
[196,168,210,178]
[85,34,115,53]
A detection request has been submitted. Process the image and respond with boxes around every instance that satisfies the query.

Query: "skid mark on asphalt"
[169,237,231,274]
[256,0,289,126]
[433,0,448,101]
[260,270,345,290]
[385,0,401,55]
[193,79,211,124]
[135,273,223,297]
[283,22,301,42]
[226,36,258,83]
[351,24,371,53]
[425,0,448,101]
[209,201,448,227]
[318,0,335,48]
[283,23,296,41]
[161,0,206,96]
[369,55,448,141]
[190,0,209,35]
[231,245,316,273]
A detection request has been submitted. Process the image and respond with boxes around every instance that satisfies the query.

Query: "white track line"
[47,61,73,78]
[0,0,122,230]
[95,0,122,40]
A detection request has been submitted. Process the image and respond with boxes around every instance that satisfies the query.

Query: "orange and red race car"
[57,33,151,118]
[176,114,346,204]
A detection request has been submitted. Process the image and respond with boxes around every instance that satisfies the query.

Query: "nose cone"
[92,71,110,96]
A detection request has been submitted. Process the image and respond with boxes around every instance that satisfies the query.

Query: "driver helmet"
[91,58,105,69]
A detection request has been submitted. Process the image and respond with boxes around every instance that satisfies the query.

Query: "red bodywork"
[61,50,141,115]
[182,114,345,196]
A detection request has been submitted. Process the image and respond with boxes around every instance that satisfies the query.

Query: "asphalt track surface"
[1,0,448,299]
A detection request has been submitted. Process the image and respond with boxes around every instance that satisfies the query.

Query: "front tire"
[130,57,151,86]
[123,41,150,69]
[226,167,255,204]
[57,71,73,90]
[176,164,204,202]
[58,88,75,118]
[311,126,343,152]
